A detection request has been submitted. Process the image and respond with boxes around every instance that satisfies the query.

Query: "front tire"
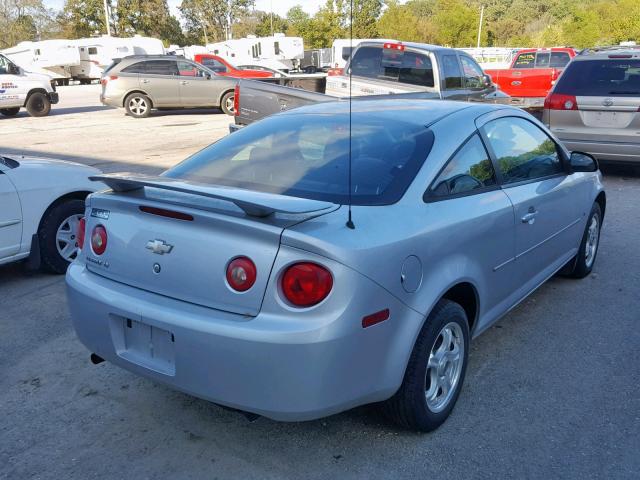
[383,299,469,432]
[26,93,51,117]
[565,202,602,278]
[0,107,20,116]
[39,199,86,274]
[220,91,235,115]
[125,93,152,118]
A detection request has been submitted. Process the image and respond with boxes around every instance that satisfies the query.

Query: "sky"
[44,0,324,18]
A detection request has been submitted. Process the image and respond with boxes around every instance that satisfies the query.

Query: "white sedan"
[0,154,102,273]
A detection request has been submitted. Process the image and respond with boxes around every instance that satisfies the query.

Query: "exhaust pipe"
[90,353,105,365]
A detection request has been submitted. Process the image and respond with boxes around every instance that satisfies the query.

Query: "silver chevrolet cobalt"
[67,99,605,432]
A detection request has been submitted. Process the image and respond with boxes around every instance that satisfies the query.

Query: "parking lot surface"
[1,87,639,479]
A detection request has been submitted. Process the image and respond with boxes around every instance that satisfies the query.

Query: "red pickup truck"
[484,48,576,109]
[193,54,274,79]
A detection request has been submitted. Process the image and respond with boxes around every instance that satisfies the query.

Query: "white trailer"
[1,40,80,84]
[70,36,165,82]
[457,47,524,70]
[207,34,304,71]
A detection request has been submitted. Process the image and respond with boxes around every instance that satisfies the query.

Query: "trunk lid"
[83,175,336,316]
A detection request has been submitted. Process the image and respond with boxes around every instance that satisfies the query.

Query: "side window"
[513,52,535,68]
[535,53,550,68]
[397,52,434,87]
[484,117,563,184]
[550,52,571,68]
[460,56,484,89]
[442,55,462,89]
[0,55,10,74]
[121,62,146,74]
[178,61,208,77]
[430,134,497,197]
[350,46,382,79]
[88,47,98,55]
[145,60,178,76]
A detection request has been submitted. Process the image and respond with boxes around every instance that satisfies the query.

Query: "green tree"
[432,0,479,47]
[59,0,113,38]
[117,0,184,45]
[286,5,312,39]
[180,0,254,43]
[349,0,382,38]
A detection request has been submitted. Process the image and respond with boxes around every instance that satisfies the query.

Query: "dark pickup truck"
[232,40,509,129]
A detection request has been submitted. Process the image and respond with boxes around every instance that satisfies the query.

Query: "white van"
[0,53,59,117]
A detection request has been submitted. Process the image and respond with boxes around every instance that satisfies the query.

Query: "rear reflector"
[91,225,107,255]
[139,206,193,221]
[362,309,390,328]
[544,93,577,111]
[77,217,86,250]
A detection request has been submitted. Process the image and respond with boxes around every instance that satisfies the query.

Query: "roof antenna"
[345,0,355,230]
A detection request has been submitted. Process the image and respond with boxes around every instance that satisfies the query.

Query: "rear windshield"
[555,59,640,96]
[165,113,434,206]
[349,46,435,87]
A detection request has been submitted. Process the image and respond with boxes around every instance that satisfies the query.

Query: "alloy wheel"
[425,322,465,413]
[56,214,83,262]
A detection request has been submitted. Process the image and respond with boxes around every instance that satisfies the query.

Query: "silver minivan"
[100,55,238,118]
[543,47,640,164]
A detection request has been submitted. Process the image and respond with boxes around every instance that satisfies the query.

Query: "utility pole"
[103,0,111,36]
[270,0,274,36]
[477,5,484,48]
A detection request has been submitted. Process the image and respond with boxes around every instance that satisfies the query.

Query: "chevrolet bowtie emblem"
[146,239,173,255]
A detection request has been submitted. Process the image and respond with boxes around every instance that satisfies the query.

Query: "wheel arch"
[37,191,91,233]
[218,88,235,106]
[24,88,48,106]
[440,281,479,334]
[122,90,154,108]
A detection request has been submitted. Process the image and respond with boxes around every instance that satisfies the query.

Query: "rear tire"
[0,107,20,116]
[382,299,469,432]
[220,91,235,115]
[39,199,86,274]
[26,93,51,117]
[125,93,152,118]
[564,202,602,278]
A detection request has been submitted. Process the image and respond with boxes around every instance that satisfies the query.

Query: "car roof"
[357,40,460,54]
[279,99,502,126]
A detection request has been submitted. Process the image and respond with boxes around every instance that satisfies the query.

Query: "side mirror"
[206,73,211,79]
[8,63,20,75]
[570,151,598,172]
[482,74,492,87]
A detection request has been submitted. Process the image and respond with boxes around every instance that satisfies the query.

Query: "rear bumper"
[554,136,640,164]
[229,122,244,133]
[506,96,545,109]
[100,93,121,108]
[66,262,421,421]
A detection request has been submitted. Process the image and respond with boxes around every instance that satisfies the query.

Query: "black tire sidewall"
[571,203,602,278]
[125,93,151,118]
[220,91,234,115]
[26,93,51,117]
[39,199,86,274]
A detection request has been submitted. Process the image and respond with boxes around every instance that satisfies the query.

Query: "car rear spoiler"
[90,173,336,218]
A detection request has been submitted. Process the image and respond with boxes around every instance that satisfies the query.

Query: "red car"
[193,54,273,79]
[484,47,576,109]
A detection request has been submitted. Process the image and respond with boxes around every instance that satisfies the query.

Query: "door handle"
[521,210,538,224]
[180,80,188,85]
[141,79,150,84]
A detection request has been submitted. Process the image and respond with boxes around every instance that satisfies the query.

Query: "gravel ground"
[1,86,639,480]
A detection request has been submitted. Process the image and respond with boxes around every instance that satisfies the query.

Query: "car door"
[0,55,25,108]
[438,54,468,100]
[459,55,494,102]
[177,60,218,108]
[481,116,583,291]
[425,133,517,332]
[140,60,180,107]
[0,169,22,259]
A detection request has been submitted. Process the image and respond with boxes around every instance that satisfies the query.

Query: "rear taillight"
[233,84,240,116]
[100,75,117,86]
[91,225,107,255]
[77,217,86,250]
[226,257,256,292]
[544,93,577,111]
[327,68,343,76]
[281,262,333,307]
